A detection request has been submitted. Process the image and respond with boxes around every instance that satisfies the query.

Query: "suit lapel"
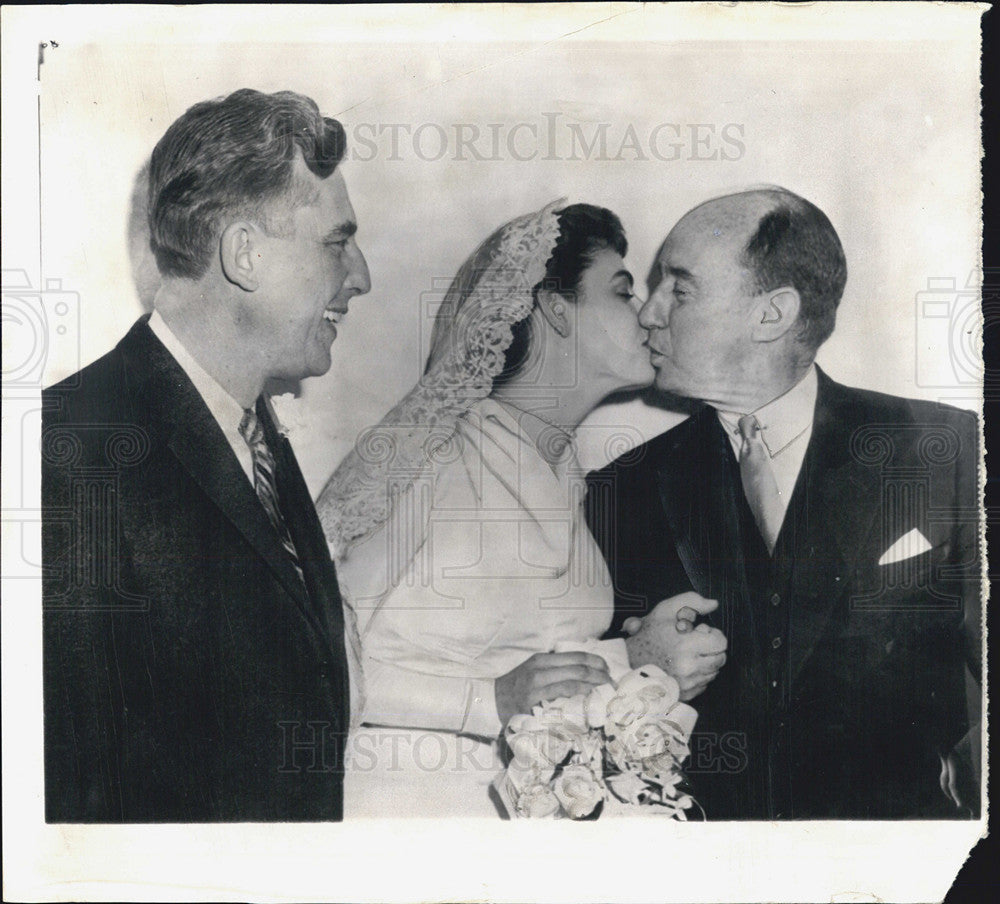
[784,368,883,685]
[167,417,317,615]
[118,319,323,632]
[653,410,714,598]
[257,401,350,733]
[654,409,755,637]
[649,371,885,687]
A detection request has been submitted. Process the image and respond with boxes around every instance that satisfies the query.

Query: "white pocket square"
[878,528,933,566]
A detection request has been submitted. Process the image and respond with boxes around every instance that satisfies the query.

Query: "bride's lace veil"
[317,198,567,560]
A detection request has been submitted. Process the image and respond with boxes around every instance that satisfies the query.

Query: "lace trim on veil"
[318,198,566,559]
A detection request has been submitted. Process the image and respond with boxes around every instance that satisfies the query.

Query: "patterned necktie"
[239,407,306,586]
[738,414,784,554]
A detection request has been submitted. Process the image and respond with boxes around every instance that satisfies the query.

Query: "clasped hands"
[622,592,727,701]
[494,592,726,725]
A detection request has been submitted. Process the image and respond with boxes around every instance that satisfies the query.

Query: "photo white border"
[2,5,987,902]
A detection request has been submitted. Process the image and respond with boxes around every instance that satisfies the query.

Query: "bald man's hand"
[623,593,727,701]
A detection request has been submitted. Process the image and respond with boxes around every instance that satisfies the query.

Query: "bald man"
[586,188,981,819]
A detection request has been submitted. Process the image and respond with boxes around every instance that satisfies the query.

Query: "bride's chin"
[608,373,655,396]
[632,362,657,388]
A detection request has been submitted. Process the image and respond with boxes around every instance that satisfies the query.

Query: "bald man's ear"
[751,287,800,342]
[220,221,261,291]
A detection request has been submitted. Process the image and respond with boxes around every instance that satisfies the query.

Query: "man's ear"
[751,287,800,342]
[535,289,571,339]
[219,221,261,291]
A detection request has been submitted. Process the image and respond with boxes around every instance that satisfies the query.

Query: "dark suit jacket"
[43,317,350,821]
[586,369,980,819]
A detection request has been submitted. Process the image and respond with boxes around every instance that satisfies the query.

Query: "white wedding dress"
[337,398,629,817]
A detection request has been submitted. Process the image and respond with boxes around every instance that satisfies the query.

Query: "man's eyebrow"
[668,266,694,281]
[322,221,357,241]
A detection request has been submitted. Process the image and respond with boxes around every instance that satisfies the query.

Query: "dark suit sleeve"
[947,409,982,808]
[891,406,982,815]
[586,449,693,638]
[43,601,122,820]
[42,403,124,821]
[955,410,982,684]
[936,408,981,748]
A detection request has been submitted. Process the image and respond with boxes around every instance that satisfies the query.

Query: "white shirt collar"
[148,310,247,424]
[716,365,818,460]
[147,310,256,484]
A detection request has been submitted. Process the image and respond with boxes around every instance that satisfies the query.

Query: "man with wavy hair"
[43,89,371,821]
[588,187,981,819]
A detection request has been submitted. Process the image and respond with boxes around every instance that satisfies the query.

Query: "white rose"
[631,718,675,759]
[506,757,556,794]
[603,668,682,736]
[553,764,605,819]
[605,692,648,729]
[507,724,572,769]
[516,783,561,818]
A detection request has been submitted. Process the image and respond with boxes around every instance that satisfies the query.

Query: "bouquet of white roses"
[493,664,699,819]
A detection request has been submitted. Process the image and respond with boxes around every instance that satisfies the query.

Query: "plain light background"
[2,4,986,903]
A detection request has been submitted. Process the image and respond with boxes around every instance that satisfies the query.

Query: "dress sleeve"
[335,445,506,741]
[361,659,501,739]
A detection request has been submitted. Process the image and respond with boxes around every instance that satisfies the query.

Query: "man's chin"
[306,340,337,376]
[308,358,334,379]
[651,370,701,405]
[278,356,333,386]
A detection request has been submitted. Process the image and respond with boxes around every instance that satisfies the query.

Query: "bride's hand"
[495,652,611,727]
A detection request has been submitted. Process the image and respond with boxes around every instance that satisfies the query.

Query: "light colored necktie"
[239,407,306,585]
[738,414,784,554]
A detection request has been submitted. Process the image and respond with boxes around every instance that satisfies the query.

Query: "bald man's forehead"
[653,195,770,292]
[663,206,753,261]
[683,192,777,235]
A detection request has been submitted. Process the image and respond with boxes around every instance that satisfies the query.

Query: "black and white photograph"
[1,3,989,901]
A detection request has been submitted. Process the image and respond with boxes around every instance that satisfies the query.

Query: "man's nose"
[638,285,668,329]
[345,243,371,296]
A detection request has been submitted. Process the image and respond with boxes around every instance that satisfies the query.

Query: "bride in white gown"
[318,200,656,816]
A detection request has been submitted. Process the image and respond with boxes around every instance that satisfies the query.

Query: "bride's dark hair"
[493,203,628,387]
